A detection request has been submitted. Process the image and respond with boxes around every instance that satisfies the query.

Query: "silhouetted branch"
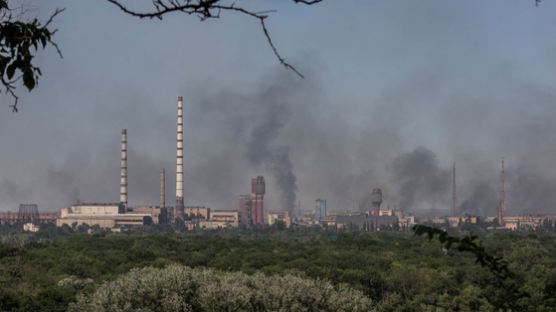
[413,224,529,310]
[106,0,324,79]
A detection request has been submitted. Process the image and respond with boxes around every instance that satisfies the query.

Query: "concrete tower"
[452,162,457,217]
[175,96,185,221]
[160,168,167,223]
[120,129,127,207]
[160,168,165,209]
[371,188,382,216]
[251,176,265,226]
[498,157,505,226]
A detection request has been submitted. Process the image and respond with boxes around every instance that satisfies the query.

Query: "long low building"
[209,210,239,228]
[335,213,398,230]
[0,211,60,225]
[130,206,167,224]
[182,209,239,229]
[56,203,152,229]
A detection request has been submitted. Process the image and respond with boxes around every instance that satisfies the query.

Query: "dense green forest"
[1,224,555,311]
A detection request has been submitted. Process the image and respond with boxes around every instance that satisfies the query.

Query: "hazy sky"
[2,0,556,216]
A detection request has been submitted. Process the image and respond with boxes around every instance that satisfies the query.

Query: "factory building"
[497,214,556,230]
[379,209,393,217]
[180,208,239,229]
[336,214,398,230]
[56,203,153,229]
[176,207,239,229]
[207,210,239,228]
[268,211,291,227]
[130,206,167,224]
[184,206,210,220]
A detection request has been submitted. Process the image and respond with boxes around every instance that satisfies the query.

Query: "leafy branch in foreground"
[107,0,324,79]
[413,224,529,311]
[0,0,64,112]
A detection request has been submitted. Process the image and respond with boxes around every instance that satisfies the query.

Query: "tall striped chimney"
[498,157,505,226]
[120,129,127,207]
[175,96,185,220]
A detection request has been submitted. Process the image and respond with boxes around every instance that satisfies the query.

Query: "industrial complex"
[2,96,556,232]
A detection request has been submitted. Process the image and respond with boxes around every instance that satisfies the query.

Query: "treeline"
[1,225,556,311]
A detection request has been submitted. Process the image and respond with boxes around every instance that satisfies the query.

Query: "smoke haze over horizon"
[2,0,556,217]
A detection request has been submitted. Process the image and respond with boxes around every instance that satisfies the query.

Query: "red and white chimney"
[175,96,185,220]
[120,129,127,207]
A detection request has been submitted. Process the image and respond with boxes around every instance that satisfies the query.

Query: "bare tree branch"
[106,0,324,79]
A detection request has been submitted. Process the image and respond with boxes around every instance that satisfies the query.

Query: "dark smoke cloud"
[0,180,24,205]
[182,71,304,213]
[391,147,450,213]
[4,68,556,218]
[506,164,556,215]
[458,181,497,216]
[246,90,297,214]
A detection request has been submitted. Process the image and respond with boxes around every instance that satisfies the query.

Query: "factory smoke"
[246,97,297,214]
[391,147,450,213]
[3,66,556,217]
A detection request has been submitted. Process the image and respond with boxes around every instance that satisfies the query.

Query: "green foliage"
[413,224,531,311]
[0,0,63,111]
[413,224,511,279]
[1,225,556,311]
[68,264,376,312]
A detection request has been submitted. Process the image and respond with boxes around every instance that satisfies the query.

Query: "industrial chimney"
[120,129,127,208]
[452,162,457,217]
[498,158,505,226]
[160,168,167,223]
[251,176,265,226]
[175,96,185,221]
[160,168,165,209]
[371,188,382,216]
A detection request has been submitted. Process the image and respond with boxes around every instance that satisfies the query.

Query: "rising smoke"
[3,67,556,216]
[245,90,297,214]
[391,147,450,213]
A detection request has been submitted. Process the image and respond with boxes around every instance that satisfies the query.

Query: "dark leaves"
[22,69,34,90]
[0,2,64,111]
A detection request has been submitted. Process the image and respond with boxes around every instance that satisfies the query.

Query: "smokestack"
[175,96,184,221]
[120,129,127,207]
[371,188,382,216]
[452,162,457,217]
[498,157,505,226]
[160,168,165,209]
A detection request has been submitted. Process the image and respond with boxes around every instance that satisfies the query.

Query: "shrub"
[68,264,375,312]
